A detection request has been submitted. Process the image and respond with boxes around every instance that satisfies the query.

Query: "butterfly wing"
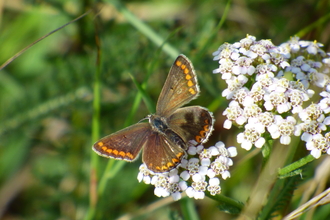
[93,123,152,161]
[156,55,200,117]
[142,130,186,173]
[167,106,214,144]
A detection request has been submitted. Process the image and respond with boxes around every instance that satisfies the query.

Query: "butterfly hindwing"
[142,130,186,173]
[167,106,214,144]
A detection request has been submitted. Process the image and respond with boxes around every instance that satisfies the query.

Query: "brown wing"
[167,106,214,144]
[93,123,152,161]
[142,131,186,173]
[156,55,200,117]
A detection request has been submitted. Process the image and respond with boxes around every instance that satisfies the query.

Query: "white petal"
[280,135,291,145]
[294,125,302,136]
[171,192,182,201]
[192,174,203,182]
[143,176,151,184]
[185,187,195,198]
[311,149,322,159]
[209,146,220,156]
[264,101,274,111]
[221,171,231,179]
[255,137,266,148]
[237,133,245,143]
[241,141,253,150]
[151,176,158,185]
[306,141,314,150]
[323,116,330,125]
[180,171,190,181]
[154,187,164,197]
[194,191,205,200]
[227,158,233,166]
[215,141,225,148]
[301,132,312,142]
[327,148,330,155]
[209,177,220,186]
[199,166,208,175]
[137,172,143,182]
[169,175,180,183]
[180,159,188,168]
[236,116,247,125]
[188,146,197,155]
[196,145,204,153]
[179,181,188,191]
[207,169,216,178]
[227,146,238,157]
[201,158,211,167]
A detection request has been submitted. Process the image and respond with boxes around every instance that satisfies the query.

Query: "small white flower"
[223,101,246,127]
[268,115,298,145]
[305,134,327,159]
[237,123,265,150]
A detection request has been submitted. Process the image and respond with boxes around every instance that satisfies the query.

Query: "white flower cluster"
[137,141,237,200]
[213,35,330,159]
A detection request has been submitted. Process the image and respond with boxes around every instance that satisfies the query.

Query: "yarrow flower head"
[137,141,237,200]
[213,35,330,159]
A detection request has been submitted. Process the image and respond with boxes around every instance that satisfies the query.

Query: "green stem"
[278,154,315,177]
[85,16,103,220]
[180,197,200,220]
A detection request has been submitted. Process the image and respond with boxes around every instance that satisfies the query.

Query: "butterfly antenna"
[138,115,151,123]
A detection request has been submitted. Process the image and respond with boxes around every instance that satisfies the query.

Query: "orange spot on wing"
[195,135,202,143]
[187,80,194,87]
[119,151,126,157]
[172,158,179,163]
[126,153,134,160]
[189,88,196,94]
[186,74,192,80]
[113,149,119,155]
[200,130,206,137]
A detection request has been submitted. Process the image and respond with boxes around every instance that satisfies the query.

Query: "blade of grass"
[108,0,179,59]
[85,14,103,220]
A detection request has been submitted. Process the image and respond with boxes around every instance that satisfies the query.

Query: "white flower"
[237,123,266,150]
[263,91,291,114]
[299,103,323,122]
[223,101,246,127]
[207,178,222,196]
[306,134,327,159]
[319,91,330,113]
[268,115,298,145]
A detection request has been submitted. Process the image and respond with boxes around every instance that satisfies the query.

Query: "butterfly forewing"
[93,123,152,161]
[142,131,186,173]
[167,106,214,144]
[156,55,200,117]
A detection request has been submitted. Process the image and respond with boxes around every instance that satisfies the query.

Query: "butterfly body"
[93,55,214,173]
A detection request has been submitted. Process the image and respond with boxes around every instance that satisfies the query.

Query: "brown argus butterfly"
[93,55,214,173]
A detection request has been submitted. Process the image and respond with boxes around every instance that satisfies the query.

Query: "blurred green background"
[0,0,329,219]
